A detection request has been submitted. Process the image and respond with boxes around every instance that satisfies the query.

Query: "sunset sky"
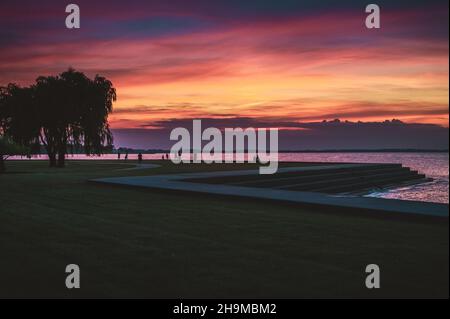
[0,0,448,148]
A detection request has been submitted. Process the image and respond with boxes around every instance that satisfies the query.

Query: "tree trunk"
[56,133,67,168]
[57,151,65,168]
[0,156,5,173]
[40,132,56,168]
[49,152,57,167]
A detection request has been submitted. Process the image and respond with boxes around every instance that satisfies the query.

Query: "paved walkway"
[91,164,448,218]
[118,163,161,171]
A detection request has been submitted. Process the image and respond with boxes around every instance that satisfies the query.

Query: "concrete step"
[183,163,428,196]
[198,163,403,185]
[279,169,416,191]
[236,167,411,188]
[315,173,426,194]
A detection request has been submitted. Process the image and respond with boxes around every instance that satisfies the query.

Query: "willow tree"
[0,85,37,172]
[1,68,116,167]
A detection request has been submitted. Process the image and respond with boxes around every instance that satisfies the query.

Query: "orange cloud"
[0,7,448,128]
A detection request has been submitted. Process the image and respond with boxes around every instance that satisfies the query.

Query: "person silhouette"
[138,153,143,163]
[125,152,128,161]
[118,152,121,160]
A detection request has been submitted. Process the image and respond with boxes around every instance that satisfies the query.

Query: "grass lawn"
[0,160,448,298]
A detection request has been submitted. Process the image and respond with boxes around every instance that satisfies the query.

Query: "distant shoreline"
[277,149,449,153]
[113,149,449,154]
[13,149,450,155]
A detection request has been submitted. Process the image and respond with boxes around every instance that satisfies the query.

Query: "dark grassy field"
[0,160,448,298]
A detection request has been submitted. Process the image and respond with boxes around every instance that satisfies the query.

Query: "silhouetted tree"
[0,68,116,167]
[0,84,40,146]
[0,85,36,172]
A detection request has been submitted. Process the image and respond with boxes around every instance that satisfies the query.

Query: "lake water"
[11,152,449,204]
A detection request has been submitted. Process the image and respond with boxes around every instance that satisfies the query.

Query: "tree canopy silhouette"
[0,68,116,167]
